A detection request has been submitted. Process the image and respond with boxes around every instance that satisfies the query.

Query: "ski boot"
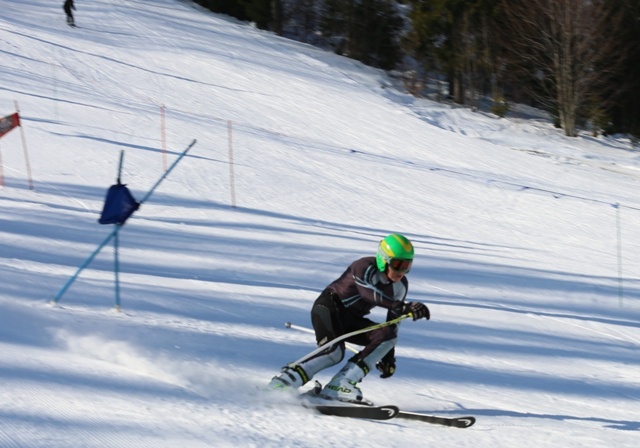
[320,361,372,405]
[268,364,309,391]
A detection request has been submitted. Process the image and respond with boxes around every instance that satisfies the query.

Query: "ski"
[305,403,399,420]
[395,410,476,428]
[296,382,474,427]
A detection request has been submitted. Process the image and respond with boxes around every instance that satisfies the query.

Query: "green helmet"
[376,233,414,273]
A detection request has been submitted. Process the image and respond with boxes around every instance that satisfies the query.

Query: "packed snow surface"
[1,1,639,446]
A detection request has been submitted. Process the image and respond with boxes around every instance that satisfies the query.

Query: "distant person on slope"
[268,234,430,404]
[63,0,76,27]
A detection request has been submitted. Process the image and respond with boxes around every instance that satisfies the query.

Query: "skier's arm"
[388,300,430,321]
[353,265,402,309]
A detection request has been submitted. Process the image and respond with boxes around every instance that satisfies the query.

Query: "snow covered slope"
[1,0,639,446]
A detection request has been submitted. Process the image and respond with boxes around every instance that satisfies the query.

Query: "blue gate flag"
[99,184,140,225]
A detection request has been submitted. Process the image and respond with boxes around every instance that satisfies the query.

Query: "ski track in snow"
[1,0,640,446]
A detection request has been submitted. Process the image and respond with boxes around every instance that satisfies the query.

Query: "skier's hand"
[405,302,430,321]
[376,358,396,378]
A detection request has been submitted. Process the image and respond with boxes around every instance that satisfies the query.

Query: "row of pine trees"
[192,0,640,140]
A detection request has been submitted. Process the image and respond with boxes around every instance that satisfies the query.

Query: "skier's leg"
[268,289,345,390]
[352,324,398,372]
[321,324,398,402]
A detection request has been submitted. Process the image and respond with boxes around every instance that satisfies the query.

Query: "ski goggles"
[388,258,412,273]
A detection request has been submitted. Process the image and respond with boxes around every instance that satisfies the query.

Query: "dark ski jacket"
[327,256,408,318]
[64,0,75,15]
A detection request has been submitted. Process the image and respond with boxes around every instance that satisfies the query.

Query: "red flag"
[0,113,20,139]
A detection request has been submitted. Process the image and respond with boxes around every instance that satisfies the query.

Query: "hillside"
[1,1,639,447]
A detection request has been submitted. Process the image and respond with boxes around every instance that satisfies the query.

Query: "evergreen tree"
[191,1,250,21]
[406,0,503,105]
[609,0,640,137]
[321,0,404,70]
[191,1,276,31]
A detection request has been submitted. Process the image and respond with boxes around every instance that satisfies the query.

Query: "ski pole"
[287,313,411,367]
[285,321,359,354]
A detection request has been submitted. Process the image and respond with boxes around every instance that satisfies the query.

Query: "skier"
[63,0,76,27]
[268,233,430,403]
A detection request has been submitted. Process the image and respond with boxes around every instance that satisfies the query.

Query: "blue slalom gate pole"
[114,225,121,310]
[138,139,197,204]
[51,226,119,305]
[50,139,197,308]
[113,150,124,310]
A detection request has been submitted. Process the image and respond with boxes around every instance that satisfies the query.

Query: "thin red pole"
[14,101,33,190]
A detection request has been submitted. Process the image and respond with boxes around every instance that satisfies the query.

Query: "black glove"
[376,351,396,378]
[405,301,430,321]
